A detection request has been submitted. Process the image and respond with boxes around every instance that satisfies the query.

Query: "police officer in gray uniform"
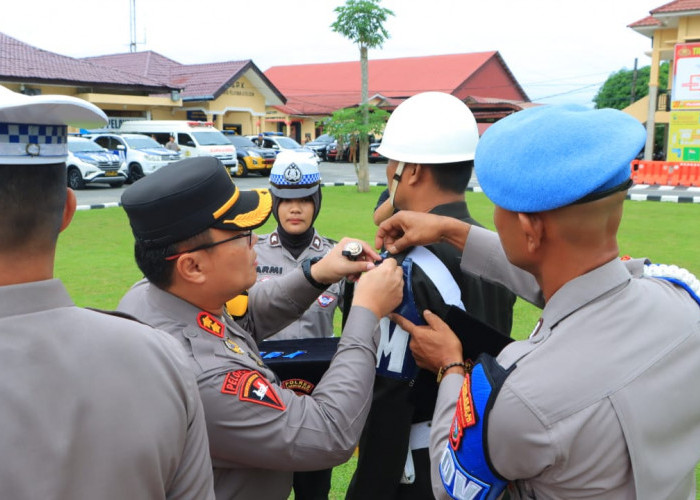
[117,156,404,500]
[255,153,340,499]
[0,86,214,499]
[255,153,341,341]
[380,105,700,499]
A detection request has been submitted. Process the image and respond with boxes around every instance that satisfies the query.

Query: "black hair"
[426,160,474,193]
[0,163,66,253]
[134,230,212,289]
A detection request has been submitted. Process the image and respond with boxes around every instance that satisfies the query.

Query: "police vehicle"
[66,137,127,189]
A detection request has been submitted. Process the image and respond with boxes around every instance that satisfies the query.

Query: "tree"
[321,105,390,173]
[593,62,669,110]
[331,0,394,192]
[593,62,670,156]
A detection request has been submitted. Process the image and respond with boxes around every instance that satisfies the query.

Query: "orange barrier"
[668,164,681,186]
[631,160,700,186]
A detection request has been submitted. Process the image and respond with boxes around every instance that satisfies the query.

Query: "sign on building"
[671,42,700,109]
[668,43,700,160]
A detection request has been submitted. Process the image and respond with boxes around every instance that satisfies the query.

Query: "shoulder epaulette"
[86,307,148,325]
[644,263,700,306]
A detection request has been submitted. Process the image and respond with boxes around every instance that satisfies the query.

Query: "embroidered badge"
[317,294,336,308]
[197,312,224,338]
[280,378,315,395]
[449,373,477,450]
[221,370,286,411]
[224,337,245,354]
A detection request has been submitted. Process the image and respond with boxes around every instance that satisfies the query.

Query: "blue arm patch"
[440,356,512,500]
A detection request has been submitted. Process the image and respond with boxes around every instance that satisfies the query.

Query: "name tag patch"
[281,378,316,395]
[221,370,286,411]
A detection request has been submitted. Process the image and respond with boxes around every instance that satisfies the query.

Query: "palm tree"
[331,0,394,192]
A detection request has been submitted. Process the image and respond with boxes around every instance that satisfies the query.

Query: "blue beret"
[474,105,646,212]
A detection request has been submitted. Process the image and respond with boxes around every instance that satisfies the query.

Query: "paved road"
[74,159,700,208]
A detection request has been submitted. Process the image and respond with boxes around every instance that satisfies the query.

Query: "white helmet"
[377,92,479,164]
[269,151,321,198]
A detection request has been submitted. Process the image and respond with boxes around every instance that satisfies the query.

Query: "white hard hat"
[0,85,107,165]
[377,92,479,164]
[269,151,321,198]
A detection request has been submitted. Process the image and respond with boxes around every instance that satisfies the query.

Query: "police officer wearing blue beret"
[117,156,404,499]
[0,86,215,498]
[376,105,700,499]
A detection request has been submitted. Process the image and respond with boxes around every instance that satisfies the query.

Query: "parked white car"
[89,133,182,183]
[246,134,319,164]
[66,137,127,189]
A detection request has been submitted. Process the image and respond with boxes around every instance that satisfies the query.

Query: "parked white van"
[119,120,237,171]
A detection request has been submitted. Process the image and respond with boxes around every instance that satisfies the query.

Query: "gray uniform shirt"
[431,226,700,500]
[0,279,214,500]
[118,269,380,500]
[254,231,341,340]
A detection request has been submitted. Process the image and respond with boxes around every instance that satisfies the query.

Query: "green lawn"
[55,186,699,497]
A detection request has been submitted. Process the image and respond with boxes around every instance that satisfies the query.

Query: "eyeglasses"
[165,231,253,261]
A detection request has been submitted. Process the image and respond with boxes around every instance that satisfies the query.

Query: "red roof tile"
[0,33,174,92]
[628,15,663,28]
[264,52,529,116]
[651,0,700,14]
[85,52,284,103]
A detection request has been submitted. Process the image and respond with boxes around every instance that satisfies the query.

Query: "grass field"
[55,186,699,498]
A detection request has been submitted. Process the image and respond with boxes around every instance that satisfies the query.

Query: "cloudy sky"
[0,0,663,106]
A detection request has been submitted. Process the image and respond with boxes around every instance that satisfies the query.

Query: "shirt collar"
[542,258,632,333]
[0,279,73,317]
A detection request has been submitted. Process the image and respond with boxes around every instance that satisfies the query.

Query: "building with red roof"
[264,52,531,139]
[1,29,532,142]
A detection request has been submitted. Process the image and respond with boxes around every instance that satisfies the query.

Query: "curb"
[75,182,700,211]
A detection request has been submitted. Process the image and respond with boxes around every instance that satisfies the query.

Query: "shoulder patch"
[197,311,224,338]
[449,372,477,451]
[221,370,286,411]
[280,378,316,395]
[317,294,336,308]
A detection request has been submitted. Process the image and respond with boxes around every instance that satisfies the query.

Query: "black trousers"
[293,468,332,500]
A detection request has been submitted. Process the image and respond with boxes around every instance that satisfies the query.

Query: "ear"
[518,212,544,253]
[404,163,423,186]
[174,254,207,285]
[60,188,77,233]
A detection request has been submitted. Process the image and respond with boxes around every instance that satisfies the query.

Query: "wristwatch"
[301,256,327,290]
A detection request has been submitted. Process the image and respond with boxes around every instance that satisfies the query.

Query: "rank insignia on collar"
[221,370,286,411]
[197,312,224,338]
[224,337,245,354]
[311,235,322,250]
